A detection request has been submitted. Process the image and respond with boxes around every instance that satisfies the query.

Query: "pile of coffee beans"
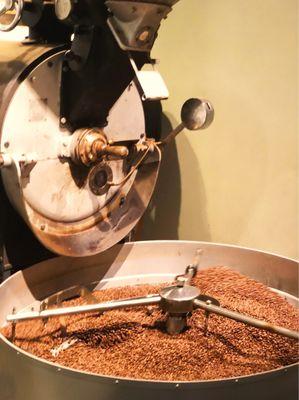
[2,267,298,381]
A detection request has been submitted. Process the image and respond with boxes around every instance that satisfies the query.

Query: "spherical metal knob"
[181,98,214,131]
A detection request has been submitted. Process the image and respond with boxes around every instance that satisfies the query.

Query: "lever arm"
[161,98,214,146]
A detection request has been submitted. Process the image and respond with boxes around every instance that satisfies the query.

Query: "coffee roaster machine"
[0,1,298,399]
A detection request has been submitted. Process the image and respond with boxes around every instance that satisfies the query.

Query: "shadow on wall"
[140,112,211,242]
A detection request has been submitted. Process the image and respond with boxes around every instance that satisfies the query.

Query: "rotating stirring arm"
[6,295,161,322]
[6,255,299,341]
[193,298,299,340]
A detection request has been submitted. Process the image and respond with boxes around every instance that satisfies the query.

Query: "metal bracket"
[130,56,169,100]
[106,0,176,52]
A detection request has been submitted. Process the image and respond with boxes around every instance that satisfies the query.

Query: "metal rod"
[193,299,299,340]
[7,295,162,322]
[161,122,185,146]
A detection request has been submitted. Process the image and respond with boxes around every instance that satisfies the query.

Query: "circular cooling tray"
[0,241,298,400]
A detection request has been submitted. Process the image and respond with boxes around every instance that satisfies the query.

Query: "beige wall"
[142,0,298,259]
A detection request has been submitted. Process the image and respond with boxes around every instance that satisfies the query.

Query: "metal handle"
[0,0,24,32]
[161,98,214,146]
[0,0,9,15]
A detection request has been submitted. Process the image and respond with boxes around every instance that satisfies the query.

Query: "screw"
[4,141,9,148]
[119,197,125,207]
[40,224,46,231]
[137,29,150,43]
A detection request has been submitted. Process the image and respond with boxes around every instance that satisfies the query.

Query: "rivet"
[175,383,180,388]
[115,380,119,384]
[60,117,67,125]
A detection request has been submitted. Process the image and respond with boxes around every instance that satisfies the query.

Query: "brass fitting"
[71,128,129,166]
